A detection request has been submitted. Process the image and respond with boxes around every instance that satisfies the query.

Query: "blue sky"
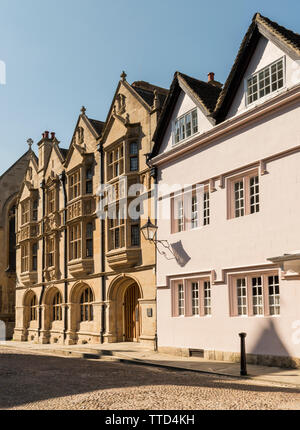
[0,0,299,175]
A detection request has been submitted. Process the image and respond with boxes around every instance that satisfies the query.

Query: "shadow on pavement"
[1,350,300,409]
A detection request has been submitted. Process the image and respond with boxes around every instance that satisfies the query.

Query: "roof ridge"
[0,149,32,180]
[178,71,221,89]
[256,13,300,54]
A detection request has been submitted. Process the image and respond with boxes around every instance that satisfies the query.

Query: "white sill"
[246,86,286,110]
[170,224,210,236]
[172,131,200,148]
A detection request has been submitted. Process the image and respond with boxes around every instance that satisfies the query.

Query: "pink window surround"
[171,278,211,317]
[227,168,259,219]
[229,271,280,317]
[171,185,209,234]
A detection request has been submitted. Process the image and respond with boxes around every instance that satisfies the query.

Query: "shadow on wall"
[248,319,296,367]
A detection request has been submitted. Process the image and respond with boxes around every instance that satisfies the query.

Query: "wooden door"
[124,284,140,341]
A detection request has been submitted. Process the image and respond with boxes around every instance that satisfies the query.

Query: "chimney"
[38,131,52,171]
[51,132,55,140]
[208,72,215,83]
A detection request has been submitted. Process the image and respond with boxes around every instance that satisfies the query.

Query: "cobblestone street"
[1,347,300,410]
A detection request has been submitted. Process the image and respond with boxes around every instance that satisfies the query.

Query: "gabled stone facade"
[0,149,33,338]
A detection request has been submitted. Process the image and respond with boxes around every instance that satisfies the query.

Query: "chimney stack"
[208,72,215,83]
[51,132,55,140]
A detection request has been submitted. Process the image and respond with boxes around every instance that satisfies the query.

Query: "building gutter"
[59,170,68,341]
[97,142,106,344]
[38,179,45,337]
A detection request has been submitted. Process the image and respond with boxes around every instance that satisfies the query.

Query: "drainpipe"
[59,171,68,341]
[38,179,46,338]
[148,154,158,352]
[97,142,106,344]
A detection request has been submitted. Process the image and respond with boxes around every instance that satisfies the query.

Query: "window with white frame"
[247,58,284,105]
[178,283,185,316]
[268,275,280,315]
[252,276,263,315]
[191,195,198,229]
[237,278,247,315]
[228,170,259,219]
[191,282,199,315]
[204,280,211,315]
[171,186,210,233]
[174,109,198,145]
[229,272,280,317]
[172,278,212,317]
[203,191,210,226]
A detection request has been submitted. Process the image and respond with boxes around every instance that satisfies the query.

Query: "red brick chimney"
[208,72,215,83]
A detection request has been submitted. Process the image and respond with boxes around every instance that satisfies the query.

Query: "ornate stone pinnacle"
[27,138,33,150]
[120,71,127,82]
[152,89,160,111]
[81,106,86,115]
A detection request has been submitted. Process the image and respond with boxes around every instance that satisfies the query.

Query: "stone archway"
[42,286,63,344]
[22,289,38,342]
[107,276,142,343]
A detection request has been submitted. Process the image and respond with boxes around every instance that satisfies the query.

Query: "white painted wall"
[227,35,300,119]
[159,90,213,155]
[156,99,300,358]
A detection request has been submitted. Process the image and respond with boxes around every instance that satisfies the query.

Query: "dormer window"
[247,58,284,105]
[174,109,198,145]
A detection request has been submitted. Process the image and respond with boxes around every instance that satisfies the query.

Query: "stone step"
[37,347,127,361]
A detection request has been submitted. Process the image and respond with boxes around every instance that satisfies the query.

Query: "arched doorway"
[107,276,142,343]
[124,283,140,341]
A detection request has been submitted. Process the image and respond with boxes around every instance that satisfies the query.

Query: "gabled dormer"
[64,107,104,173]
[151,72,222,157]
[213,13,300,122]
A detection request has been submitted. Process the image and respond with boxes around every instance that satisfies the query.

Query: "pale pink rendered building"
[150,13,300,366]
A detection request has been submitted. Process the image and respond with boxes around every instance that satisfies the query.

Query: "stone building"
[13,110,104,344]
[0,148,33,339]
[99,72,168,347]
[150,13,300,366]
[13,73,168,347]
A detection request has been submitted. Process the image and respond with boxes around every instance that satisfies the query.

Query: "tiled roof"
[213,13,300,121]
[151,71,221,157]
[258,13,300,52]
[131,81,168,108]
[178,72,222,114]
[59,148,69,159]
[88,118,105,136]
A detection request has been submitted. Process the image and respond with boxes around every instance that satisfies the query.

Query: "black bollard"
[239,332,247,376]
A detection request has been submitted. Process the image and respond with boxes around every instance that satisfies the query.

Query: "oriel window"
[86,222,93,258]
[69,170,81,201]
[32,243,38,271]
[86,167,93,194]
[129,142,139,172]
[69,224,81,260]
[32,199,38,221]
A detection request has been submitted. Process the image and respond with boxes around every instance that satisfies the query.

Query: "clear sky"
[0,0,299,175]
